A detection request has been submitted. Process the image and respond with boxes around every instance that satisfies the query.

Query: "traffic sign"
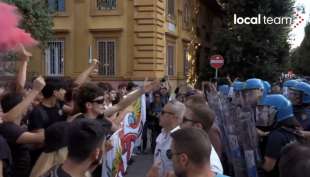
[210,55,224,69]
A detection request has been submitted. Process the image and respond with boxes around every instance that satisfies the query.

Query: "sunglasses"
[166,149,183,160]
[91,99,105,104]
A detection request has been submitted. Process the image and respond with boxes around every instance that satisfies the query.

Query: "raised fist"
[33,76,46,91]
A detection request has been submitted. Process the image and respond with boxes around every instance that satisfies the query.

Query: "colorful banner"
[102,95,146,177]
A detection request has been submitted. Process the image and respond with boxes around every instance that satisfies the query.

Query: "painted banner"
[102,95,146,177]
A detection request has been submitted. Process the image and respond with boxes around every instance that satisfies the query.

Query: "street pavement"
[125,153,153,177]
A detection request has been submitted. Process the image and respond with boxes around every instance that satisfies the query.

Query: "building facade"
[30,0,221,86]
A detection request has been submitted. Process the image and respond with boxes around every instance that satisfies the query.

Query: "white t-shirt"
[210,144,223,174]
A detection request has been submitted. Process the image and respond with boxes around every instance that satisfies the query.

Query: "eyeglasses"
[166,149,183,160]
[161,110,175,115]
[91,99,105,104]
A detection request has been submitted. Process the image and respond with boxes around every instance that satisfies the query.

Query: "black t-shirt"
[0,135,12,177]
[264,128,297,177]
[75,113,112,133]
[0,122,31,177]
[41,165,72,177]
[28,103,66,131]
[28,103,66,166]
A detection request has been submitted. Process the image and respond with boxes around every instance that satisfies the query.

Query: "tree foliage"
[201,0,295,81]
[291,23,310,75]
[4,0,53,48]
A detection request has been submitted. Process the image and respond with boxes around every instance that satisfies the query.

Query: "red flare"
[0,2,38,53]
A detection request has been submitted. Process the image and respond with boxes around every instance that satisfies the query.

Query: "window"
[97,0,117,10]
[167,44,175,76]
[167,0,175,20]
[45,40,64,76]
[184,46,190,77]
[48,0,65,12]
[183,0,191,28]
[97,40,116,76]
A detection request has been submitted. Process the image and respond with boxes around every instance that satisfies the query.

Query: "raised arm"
[3,77,46,125]
[74,59,99,87]
[16,45,32,93]
[103,80,160,117]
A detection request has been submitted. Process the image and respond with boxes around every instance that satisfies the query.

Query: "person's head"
[118,83,128,96]
[257,94,300,129]
[243,78,264,106]
[110,90,121,105]
[185,94,207,106]
[160,86,168,95]
[271,84,281,94]
[126,81,138,92]
[176,93,186,103]
[1,92,23,113]
[159,100,185,130]
[97,82,113,103]
[41,77,67,101]
[279,142,310,177]
[67,119,106,170]
[288,82,310,106]
[75,83,105,115]
[287,88,302,106]
[169,128,212,177]
[181,103,215,132]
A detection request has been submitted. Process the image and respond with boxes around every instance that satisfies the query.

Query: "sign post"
[210,55,224,79]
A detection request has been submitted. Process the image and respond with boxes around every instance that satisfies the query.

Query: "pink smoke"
[0,2,38,53]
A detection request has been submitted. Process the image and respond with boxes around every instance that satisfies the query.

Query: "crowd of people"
[0,46,310,177]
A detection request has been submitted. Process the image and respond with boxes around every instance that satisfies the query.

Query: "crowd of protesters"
[0,46,310,177]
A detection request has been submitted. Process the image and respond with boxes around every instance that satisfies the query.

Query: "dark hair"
[279,142,310,177]
[75,83,104,113]
[171,128,211,165]
[185,103,215,132]
[118,83,127,90]
[174,87,180,95]
[64,89,73,103]
[1,92,23,113]
[126,81,138,92]
[67,119,106,163]
[111,92,121,105]
[97,82,113,92]
[41,77,66,98]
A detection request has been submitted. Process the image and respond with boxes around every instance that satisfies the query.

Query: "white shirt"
[153,126,223,176]
[210,144,223,174]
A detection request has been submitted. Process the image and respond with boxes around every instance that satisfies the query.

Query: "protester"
[169,128,229,177]
[151,100,186,177]
[181,101,223,175]
[40,119,107,177]
[0,77,46,177]
[147,91,165,153]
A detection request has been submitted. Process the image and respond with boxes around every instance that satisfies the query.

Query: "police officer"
[243,78,265,108]
[288,82,310,131]
[258,94,303,177]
